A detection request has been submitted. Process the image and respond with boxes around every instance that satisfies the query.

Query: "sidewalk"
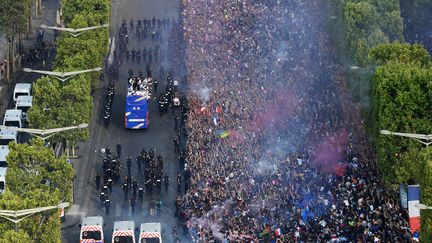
[0,0,60,118]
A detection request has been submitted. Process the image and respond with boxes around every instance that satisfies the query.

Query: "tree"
[369,42,431,66]
[0,0,30,80]
[0,229,31,243]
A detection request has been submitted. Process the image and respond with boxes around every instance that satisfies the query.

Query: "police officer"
[102,184,109,196]
[104,198,111,215]
[122,181,129,200]
[95,172,101,190]
[177,173,182,193]
[128,67,133,78]
[130,197,136,213]
[173,114,179,130]
[173,138,179,153]
[155,200,162,217]
[106,177,113,192]
[116,142,122,158]
[179,150,186,169]
[105,146,112,159]
[126,155,132,175]
[136,155,143,172]
[153,78,158,93]
[132,180,138,198]
[163,173,169,193]
[99,191,107,206]
[125,48,130,62]
[138,186,144,203]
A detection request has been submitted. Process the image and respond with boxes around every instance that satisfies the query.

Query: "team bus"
[125,77,152,129]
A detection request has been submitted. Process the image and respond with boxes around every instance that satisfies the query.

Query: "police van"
[15,95,32,121]
[0,167,6,193]
[0,145,9,167]
[0,129,18,146]
[139,223,162,243]
[13,83,31,103]
[112,221,135,243]
[80,216,104,243]
[3,109,24,128]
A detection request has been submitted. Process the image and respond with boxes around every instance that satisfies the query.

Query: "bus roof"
[0,129,18,138]
[126,95,149,106]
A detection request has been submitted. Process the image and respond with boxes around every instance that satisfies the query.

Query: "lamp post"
[0,124,88,141]
[380,130,432,147]
[0,202,69,231]
[416,203,432,210]
[23,67,103,82]
[40,23,109,37]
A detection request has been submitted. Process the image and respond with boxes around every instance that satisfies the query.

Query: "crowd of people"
[174,0,415,242]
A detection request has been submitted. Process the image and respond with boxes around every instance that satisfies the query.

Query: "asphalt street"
[61,0,183,242]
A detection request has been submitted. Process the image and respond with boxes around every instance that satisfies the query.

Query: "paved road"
[61,0,183,242]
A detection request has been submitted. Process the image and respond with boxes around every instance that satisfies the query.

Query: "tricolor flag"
[408,184,420,233]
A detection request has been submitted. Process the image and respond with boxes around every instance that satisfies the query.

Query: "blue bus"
[124,77,152,129]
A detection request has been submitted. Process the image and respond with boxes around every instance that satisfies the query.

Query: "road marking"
[66,204,81,216]
[115,202,121,217]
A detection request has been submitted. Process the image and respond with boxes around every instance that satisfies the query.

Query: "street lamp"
[380,130,432,146]
[0,124,88,141]
[415,203,432,210]
[40,23,109,37]
[23,67,103,82]
[0,202,69,231]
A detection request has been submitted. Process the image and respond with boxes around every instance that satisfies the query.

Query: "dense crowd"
[175,0,415,242]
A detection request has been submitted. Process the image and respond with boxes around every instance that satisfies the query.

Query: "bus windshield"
[0,139,14,146]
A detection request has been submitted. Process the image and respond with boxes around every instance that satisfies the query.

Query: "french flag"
[274,228,282,236]
[408,184,421,233]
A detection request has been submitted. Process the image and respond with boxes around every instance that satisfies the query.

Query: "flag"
[408,185,420,233]
[218,130,230,138]
[274,228,282,236]
[212,115,218,126]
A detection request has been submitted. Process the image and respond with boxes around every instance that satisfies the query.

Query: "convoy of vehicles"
[125,77,151,129]
[0,83,32,193]
[79,217,162,243]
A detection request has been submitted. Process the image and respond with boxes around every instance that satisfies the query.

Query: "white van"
[0,167,6,193]
[3,109,23,128]
[15,96,32,121]
[13,83,32,103]
[0,129,18,146]
[0,145,9,167]
[139,223,162,243]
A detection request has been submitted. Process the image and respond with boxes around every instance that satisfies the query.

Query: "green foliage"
[369,42,431,66]
[342,0,403,66]
[27,0,110,144]
[420,149,432,241]
[0,139,74,242]
[0,0,30,38]
[0,229,31,243]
